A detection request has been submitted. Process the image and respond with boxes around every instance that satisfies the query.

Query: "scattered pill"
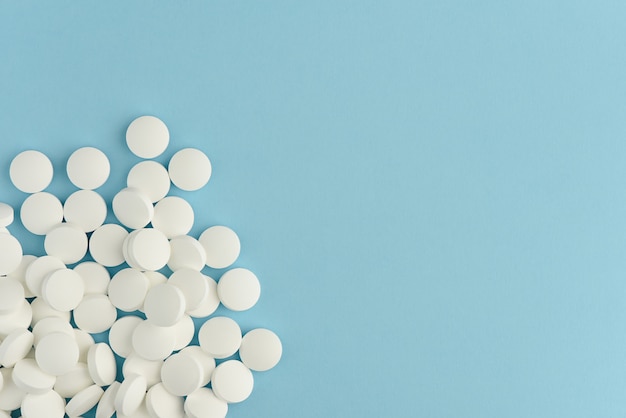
[95,381,120,418]
[108,268,149,312]
[63,189,107,233]
[126,115,170,159]
[54,362,94,399]
[217,268,261,312]
[0,202,14,227]
[87,343,117,386]
[73,294,117,334]
[10,150,53,193]
[0,329,34,368]
[127,160,171,203]
[239,328,283,372]
[143,283,185,327]
[114,373,147,416]
[108,316,143,358]
[185,387,228,418]
[199,225,240,269]
[20,192,63,235]
[35,332,79,376]
[131,320,176,361]
[20,389,65,418]
[65,384,104,417]
[211,360,254,404]
[169,268,209,311]
[167,234,206,271]
[168,147,212,191]
[146,382,185,418]
[186,274,220,318]
[88,224,128,267]
[13,358,56,394]
[198,316,242,359]
[122,353,163,388]
[66,146,111,190]
[41,268,85,312]
[151,196,194,239]
[73,261,110,295]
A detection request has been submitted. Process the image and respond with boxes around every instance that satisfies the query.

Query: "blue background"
[1,1,626,417]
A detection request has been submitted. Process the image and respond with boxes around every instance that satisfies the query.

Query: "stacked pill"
[0,115,282,418]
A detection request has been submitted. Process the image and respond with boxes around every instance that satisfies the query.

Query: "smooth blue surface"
[1,1,626,417]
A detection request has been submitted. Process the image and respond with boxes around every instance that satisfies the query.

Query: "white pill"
[32,317,74,346]
[108,268,149,312]
[89,224,128,267]
[0,277,25,314]
[54,363,94,398]
[239,328,282,372]
[20,390,65,418]
[13,358,56,394]
[30,298,70,327]
[0,329,34,367]
[25,256,65,298]
[146,382,184,418]
[44,223,87,264]
[127,160,171,203]
[113,187,154,230]
[66,146,110,190]
[151,196,194,239]
[10,150,53,193]
[122,353,162,388]
[73,329,95,363]
[161,351,204,396]
[35,332,79,376]
[180,346,215,386]
[0,368,25,410]
[0,300,32,339]
[199,226,240,269]
[187,275,220,318]
[172,314,195,351]
[73,261,110,295]
[217,268,261,312]
[115,373,147,416]
[167,235,206,271]
[125,228,170,271]
[198,316,241,359]
[20,192,63,235]
[169,269,209,311]
[126,115,170,159]
[108,315,142,358]
[63,190,107,232]
[95,381,120,418]
[0,202,14,227]
[143,283,185,327]
[73,294,117,334]
[41,269,85,312]
[0,233,23,276]
[7,254,37,298]
[131,320,176,361]
[87,343,116,386]
[65,384,104,417]
[184,388,228,418]
[211,360,254,404]
[168,148,212,191]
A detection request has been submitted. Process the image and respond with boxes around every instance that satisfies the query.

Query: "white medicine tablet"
[112,187,154,230]
[122,353,163,388]
[87,343,116,386]
[89,224,128,267]
[20,390,65,418]
[30,297,70,326]
[0,299,32,339]
[198,316,242,359]
[0,202,14,227]
[32,317,74,346]
[65,384,104,417]
[35,332,79,376]
[54,363,93,399]
[0,277,25,314]
[180,346,215,386]
[151,196,194,239]
[131,320,176,361]
[63,189,107,232]
[108,268,149,312]
[108,315,143,358]
[20,192,63,235]
[168,148,212,191]
[161,351,204,396]
[73,261,110,295]
[12,358,56,394]
[199,225,240,269]
[169,269,209,311]
[127,160,171,203]
[211,360,254,404]
[0,233,23,276]
[115,373,147,416]
[239,328,283,372]
[10,150,53,193]
[41,268,85,312]
[8,254,37,298]
[44,223,88,264]
[0,329,34,368]
[168,235,206,272]
[73,294,117,334]
[187,275,220,318]
[95,381,120,418]
[66,147,110,190]
[146,382,184,418]
[184,388,228,418]
[126,115,170,159]
[217,268,261,312]
[143,283,185,327]
[25,255,65,298]
[125,228,170,271]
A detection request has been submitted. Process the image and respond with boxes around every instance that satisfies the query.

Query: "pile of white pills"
[0,115,282,418]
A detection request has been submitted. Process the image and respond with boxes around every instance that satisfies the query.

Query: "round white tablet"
[168,148,212,191]
[112,187,153,230]
[32,317,74,346]
[169,269,208,311]
[108,315,142,358]
[187,275,220,318]
[0,277,25,314]
[0,202,14,227]
[151,196,194,239]
[146,382,184,418]
[239,328,282,372]
[35,332,79,376]
[13,358,56,394]
[25,256,65,298]
[122,353,163,388]
[0,329,34,368]
[8,254,37,298]
[87,343,116,386]
[217,268,261,312]
[73,261,110,295]
[167,235,206,271]
[108,268,149,312]
[172,315,195,351]
[0,368,25,411]
[20,390,65,418]
[0,300,32,339]
[0,233,23,276]
[127,160,171,203]
[73,294,117,334]
[20,192,63,235]
[54,363,94,398]
[199,226,240,269]
[44,223,87,264]
[143,284,185,327]
[126,228,170,271]
[161,351,204,396]
[66,147,110,190]
[30,297,70,326]
[180,346,215,386]
[198,316,242,359]
[211,360,254,404]
[10,150,53,193]
[65,384,104,417]
[74,329,95,363]
[184,388,228,418]
[115,373,147,416]
[131,320,176,361]
[41,268,85,312]
[126,115,170,159]
[63,190,107,232]
[89,224,128,267]
[95,381,120,418]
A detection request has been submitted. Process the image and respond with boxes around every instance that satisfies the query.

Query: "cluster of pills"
[0,116,282,418]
